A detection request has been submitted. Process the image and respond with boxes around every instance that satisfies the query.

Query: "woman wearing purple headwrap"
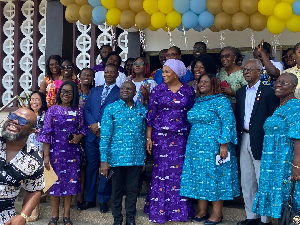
[144,59,195,223]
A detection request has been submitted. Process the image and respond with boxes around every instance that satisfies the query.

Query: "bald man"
[0,108,44,225]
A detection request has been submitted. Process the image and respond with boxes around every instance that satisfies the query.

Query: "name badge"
[68,111,77,116]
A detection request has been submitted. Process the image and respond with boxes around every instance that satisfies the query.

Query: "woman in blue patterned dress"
[144,59,195,224]
[180,73,239,225]
[252,73,300,220]
[38,81,87,225]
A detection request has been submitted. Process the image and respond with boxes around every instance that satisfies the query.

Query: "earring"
[72,72,77,80]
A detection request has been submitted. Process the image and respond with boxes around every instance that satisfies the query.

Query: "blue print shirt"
[100,99,147,167]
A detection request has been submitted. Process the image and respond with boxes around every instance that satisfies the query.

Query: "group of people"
[1,40,300,225]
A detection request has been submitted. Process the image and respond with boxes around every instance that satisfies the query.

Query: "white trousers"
[240,132,270,223]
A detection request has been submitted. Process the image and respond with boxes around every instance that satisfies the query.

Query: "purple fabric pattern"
[144,83,195,223]
[92,62,125,73]
[37,105,87,196]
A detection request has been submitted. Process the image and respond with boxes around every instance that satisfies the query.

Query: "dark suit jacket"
[235,83,279,160]
[84,85,120,142]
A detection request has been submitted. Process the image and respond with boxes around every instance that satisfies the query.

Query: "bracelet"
[20,213,28,219]
[146,138,151,141]
[292,164,300,169]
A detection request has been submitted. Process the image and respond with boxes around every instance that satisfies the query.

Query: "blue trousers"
[85,138,112,203]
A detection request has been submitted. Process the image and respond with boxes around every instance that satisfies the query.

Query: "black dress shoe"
[126,218,136,225]
[77,201,96,210]
[237,218,261,225]
[258,222,272,225]
[100,202,108,213]
[204,216,223,225]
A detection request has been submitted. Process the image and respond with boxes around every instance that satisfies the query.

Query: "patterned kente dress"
[37,105,87,196]
[252,99,300,218]
[144,83,195,224]
[180,94,239,201]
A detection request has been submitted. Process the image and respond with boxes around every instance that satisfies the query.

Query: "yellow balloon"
[79,4,93,20]
[60,0,75,6]
[79,16,92,25]
[158,0,174,14]
[206,0,223,15]
[258,0,277,16]
[116,0,130,11]
[166,11,181,28]
[101,0,116,9]
[250,12,267,31]
[143,0,159,15]
[151,12,166,28]
[75,0,88,6]
[231,12,249,31]
[222,0,239,15]
[267,15,285,34]
[214,12,232,30]
[148,24,159,31]
[209,24,219,32]
[286,13,300,32]
[65,4,80,21]
[129,0,144,13]
[281,0,296,4]
[106,8,121,26]
[120,10,136,29]
[240,0,258,15]
[162,26,175,32]
[274,2,293,20]
[135,11,151,29]
[66,17,78,23]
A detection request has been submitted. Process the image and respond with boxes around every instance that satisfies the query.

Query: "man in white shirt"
[235,59,279,225]
[95,51,126,87]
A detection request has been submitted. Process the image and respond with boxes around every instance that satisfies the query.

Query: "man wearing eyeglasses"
[235,59,279,225]
[0,108,44,225]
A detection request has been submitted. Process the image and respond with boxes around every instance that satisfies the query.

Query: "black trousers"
[111,166,143,223]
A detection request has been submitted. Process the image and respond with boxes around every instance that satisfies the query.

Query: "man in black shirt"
[0,108,44,225]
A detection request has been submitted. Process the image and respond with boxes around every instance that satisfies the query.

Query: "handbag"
[77,107,87,166]
[279,181,300,225]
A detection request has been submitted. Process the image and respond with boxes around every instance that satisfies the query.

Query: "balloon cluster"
[207,0,267,32]
[258,0,300,34]
[61,0,94,25]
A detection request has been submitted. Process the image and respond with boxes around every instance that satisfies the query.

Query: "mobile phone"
[68,132,74,141]
[220,80,229,87]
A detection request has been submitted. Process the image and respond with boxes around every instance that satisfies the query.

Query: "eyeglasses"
[8,112,35,127]
[220,53,231,59]
[273,80,294,86]
[61,89,73,95]
[133,62,144,66]
[165,53,179,58]
[242,68,260,73]
[61,65,73,70]
[284,54,294,58]
[193,47,204,51]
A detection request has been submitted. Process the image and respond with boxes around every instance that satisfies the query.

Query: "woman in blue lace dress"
[180,73,239,225]
[252,73,300,220]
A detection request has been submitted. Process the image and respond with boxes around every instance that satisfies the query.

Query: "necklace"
[280,97,295,106]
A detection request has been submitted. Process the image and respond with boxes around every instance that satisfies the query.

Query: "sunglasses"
[8,112,35,127]
[61,65,73,70]
[133,62,144,66]
[193,47,204,51]
[165,53,179,58]
[273,80,294,87]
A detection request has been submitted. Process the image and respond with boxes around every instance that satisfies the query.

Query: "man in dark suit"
[79,64,120,212]
[236,59,279,225]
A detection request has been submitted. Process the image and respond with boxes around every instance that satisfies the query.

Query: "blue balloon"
[173,0,190,14]
[182,11,199,29]
[92,19,103,26]
[92,6,107,24]
[190,0,206,15]
[198,11,214,28]
[88,0,102,8]
[293,0,300,15]
[177,24,190,32]
[193,24,205,32]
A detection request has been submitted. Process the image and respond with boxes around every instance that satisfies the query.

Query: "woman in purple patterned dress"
[38,81,87,225]
[144,59,195,223]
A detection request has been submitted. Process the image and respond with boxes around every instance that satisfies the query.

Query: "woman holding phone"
[38,81,86,225]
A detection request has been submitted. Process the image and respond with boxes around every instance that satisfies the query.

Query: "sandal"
[27,205,40,222]
[63,217,73,225]
[48,217,59,225]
